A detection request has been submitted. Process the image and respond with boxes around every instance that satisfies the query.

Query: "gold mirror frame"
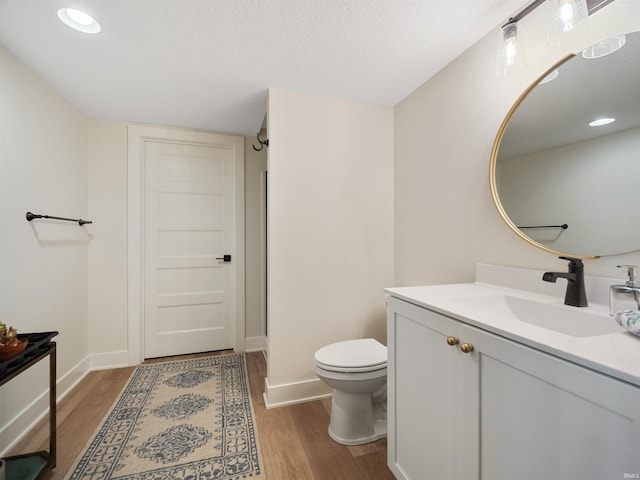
[489,54,598,260]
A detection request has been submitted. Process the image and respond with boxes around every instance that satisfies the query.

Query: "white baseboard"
[263,377,332,409]
[244,335,267,352]
[89,350,130,370]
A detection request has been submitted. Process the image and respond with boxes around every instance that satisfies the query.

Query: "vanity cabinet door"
[387,298,478,480]
[463,324,640,480]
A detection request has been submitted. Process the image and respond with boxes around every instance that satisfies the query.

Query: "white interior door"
[144,139,236,358]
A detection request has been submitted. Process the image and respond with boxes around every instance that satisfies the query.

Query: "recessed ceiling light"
[582,35,626,59]
[588,117,615,127]
[538,69,559,85]
[57,8,101,34]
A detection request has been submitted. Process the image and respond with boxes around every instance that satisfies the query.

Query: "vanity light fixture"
[57,8,101,34]
[548,0,589,37]
[497,0,589,78]
[497,21,526,78]
[582,34,626,59]
[588,117,615,127]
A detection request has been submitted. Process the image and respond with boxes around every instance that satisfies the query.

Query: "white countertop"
[385,264,640,387]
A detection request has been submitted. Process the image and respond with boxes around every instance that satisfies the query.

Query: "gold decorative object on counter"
[0,322,27,361]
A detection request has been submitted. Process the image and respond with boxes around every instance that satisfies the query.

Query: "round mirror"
[490,30,640,258]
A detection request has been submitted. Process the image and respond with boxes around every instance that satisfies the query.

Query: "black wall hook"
[252,132,269,152]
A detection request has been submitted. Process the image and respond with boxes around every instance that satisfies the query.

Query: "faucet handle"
[559,256,584,268]
[617,265,638,287]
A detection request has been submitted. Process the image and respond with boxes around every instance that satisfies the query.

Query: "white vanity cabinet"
[387,295,640,480]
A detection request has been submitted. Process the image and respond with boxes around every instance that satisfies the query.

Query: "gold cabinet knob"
[461,343,474,353]
[446,336,459,346]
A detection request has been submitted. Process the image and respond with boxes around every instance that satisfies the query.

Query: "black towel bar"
[26,211,92,226]
[518,224,568,230]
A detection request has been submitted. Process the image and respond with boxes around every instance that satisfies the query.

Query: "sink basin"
[452,295,625,337]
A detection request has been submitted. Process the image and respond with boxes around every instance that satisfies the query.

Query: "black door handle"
[216,254,232,262]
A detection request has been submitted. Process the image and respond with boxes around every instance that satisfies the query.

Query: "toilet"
[314,338,387,445]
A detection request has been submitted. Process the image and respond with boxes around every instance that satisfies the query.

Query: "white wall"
[0,46,90,453]
[394,1,640,287]
[265,89,394,406]
[87,120,129,366]
[244,134,268,349]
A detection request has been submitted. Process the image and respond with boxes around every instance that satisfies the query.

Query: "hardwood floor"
[8,351,395,479]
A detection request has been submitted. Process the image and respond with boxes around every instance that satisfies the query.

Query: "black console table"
[0,332,58,480]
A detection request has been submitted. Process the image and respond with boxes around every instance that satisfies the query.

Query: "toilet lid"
[314,338,387,371]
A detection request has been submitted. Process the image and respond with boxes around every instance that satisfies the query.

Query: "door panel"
[144,140,235,358]
[387,298,467,480]
[466,325,640,480]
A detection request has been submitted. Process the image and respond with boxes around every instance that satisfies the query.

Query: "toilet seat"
[314,338,388,445]
[314,339,387,373]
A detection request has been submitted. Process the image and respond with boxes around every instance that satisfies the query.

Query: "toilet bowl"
[314,338,387,445]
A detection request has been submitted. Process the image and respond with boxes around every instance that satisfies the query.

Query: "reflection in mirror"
[491,29,640,257]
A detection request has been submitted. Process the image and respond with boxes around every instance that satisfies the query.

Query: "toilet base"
[327,389,387,446]
[328,418,387,446]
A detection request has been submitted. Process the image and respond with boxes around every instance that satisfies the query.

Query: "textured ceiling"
[0,0,528,135]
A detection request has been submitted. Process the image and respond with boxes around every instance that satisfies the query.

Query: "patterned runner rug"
[66,354,265,480]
